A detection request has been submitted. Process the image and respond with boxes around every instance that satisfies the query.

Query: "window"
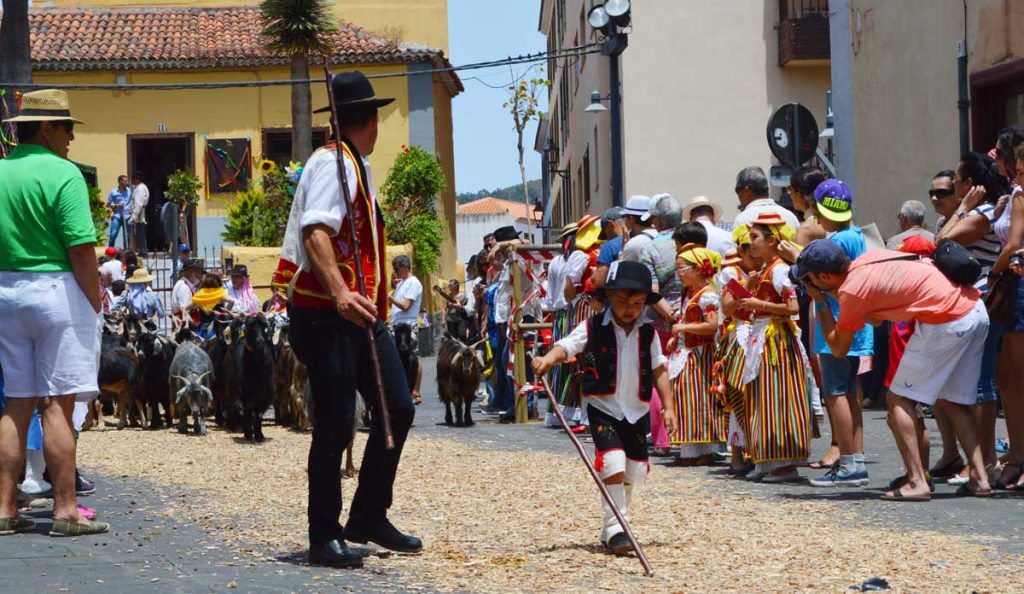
[582,147,591,210]
[261,127,329,166]
[559,75,570,150]
[561,162,572,221]
[555,0,566,47]
[592,126,600,193]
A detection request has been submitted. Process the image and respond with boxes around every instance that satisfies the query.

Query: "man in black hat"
[272,71,419,569]
[172,258,204,323]
[532,261,677,555]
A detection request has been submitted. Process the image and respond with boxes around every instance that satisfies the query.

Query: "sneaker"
[809,467,869,487]
[76,474,96,496]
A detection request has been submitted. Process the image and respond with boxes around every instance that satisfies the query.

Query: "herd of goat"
[94,311,309,441]
[92,307,488,443]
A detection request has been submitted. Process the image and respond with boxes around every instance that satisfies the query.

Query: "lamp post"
[587,0,631,208]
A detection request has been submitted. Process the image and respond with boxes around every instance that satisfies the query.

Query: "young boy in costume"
[533,260,678,555]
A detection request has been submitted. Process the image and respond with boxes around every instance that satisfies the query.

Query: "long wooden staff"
[323,64,395,450]
[538,375,654,576]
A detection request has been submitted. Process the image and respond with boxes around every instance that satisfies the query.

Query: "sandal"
[955,484,993,498]
[886,472,935,493]
[995,462,1024,490]
[49,517,110,537]
[808,459,838,470]
[880,486,930,502]
[0,516,36,535]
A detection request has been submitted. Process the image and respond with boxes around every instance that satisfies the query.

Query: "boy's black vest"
[580,314,654,401]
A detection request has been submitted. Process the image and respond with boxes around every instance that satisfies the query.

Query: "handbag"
[984,271,1017,325]
[932,239,982,286]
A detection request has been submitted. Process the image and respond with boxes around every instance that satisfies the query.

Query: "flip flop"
[880,486,930,502]
[954,484,993,498]
[995,462,1024,490]
[808,459,838,470]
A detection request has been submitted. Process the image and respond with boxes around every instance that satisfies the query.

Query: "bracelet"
[956,210,969,219]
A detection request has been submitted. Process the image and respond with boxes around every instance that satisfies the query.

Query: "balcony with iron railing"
[778,0,830,67]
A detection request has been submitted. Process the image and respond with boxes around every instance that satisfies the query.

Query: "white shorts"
[889,300,988,406]
[0,272,101,400]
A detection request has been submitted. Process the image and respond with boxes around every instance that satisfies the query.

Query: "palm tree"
[0,0,32,122]
[259,0,338,164]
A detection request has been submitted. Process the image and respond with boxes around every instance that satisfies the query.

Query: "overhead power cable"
[0,44,602,91]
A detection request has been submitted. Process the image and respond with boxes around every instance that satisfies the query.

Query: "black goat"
[137,330,176,429]
[204,317,240,430]
[232,315,275,442]
[393,323,418,392]
[436,337,483,427]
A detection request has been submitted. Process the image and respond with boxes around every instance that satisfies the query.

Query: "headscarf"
[731,224,751,246]
[191,287,228,312]
[236,276,260,313]
[677,244,722,278]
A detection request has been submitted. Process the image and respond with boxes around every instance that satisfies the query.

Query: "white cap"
[622,195,652,222]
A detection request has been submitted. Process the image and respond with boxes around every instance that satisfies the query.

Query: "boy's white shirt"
[555,309,667,424]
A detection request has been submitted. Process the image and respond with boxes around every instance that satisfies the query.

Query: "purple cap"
[813,179,853,223]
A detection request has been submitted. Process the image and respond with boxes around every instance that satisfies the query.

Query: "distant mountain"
[457,179,543,205]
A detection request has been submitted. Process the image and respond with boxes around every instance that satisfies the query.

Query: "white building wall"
[456,213,543,266]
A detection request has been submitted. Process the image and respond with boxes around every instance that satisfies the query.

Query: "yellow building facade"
[20,1,462,288]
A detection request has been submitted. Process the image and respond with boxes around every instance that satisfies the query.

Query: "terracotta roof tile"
[458,197,541,222]
[10,6,461,92]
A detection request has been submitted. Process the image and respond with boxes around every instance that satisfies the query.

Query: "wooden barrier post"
[511,256,529,423]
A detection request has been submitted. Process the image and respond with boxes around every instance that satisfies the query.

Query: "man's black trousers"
[289,306,416,544]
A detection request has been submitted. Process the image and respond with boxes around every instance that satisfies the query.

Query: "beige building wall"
[622,0,829,223]
[540,1,830,226]
[836,0,966,238]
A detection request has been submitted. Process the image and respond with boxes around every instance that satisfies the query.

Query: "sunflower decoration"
[258,159,277,174]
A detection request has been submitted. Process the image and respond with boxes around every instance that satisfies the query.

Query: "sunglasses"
[928,188,955,198]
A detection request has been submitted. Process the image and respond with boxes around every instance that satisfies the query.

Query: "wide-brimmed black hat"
[493,226,521,242]
[230,264,249,277]
[182,258,204,272]
[314,71,395,114]
[596,261,662,305]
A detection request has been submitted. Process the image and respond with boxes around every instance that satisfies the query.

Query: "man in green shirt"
[0,90,108,537]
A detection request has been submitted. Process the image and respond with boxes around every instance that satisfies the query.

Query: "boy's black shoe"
[345,519,422,553]
[308,539,364,568]
[606,533,632,556]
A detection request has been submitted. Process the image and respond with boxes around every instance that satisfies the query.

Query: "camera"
[1011,254,1024,268]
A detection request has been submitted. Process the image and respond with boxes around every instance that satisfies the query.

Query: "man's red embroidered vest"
[272,141,389,319]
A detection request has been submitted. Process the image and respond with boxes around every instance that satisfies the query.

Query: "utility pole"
[605,34,627,208]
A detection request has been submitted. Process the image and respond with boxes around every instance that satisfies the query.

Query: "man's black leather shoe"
[308,539,364,568]
[345,519,423,553]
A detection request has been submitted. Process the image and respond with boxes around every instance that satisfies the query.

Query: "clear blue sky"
[448,0,548,195]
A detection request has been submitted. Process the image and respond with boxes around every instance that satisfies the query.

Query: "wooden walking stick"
[539,375,655,577]
[322,64,395,450]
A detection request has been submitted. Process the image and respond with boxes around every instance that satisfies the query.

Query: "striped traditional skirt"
[745,322,812,471]
[715,329,749,448]
[671,343,727,455]
[552,298,593,423]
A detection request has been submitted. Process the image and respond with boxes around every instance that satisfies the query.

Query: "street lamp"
[586,1,631,207]
[584,90,609,113]
[543,138,569,178]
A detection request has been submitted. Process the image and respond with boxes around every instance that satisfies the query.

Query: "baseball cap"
[104,246,117,256]
[790,239,849,279]
[813,179,853,223]
[621,195,652,221]
[600,206,625,225]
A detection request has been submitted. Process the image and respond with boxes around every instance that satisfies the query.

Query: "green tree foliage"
[222,163,297,247]
[87,185,108,242]
[259,0,338,163]
[456,179,543,204]
[380,145,446,275]
[164,169,203,209]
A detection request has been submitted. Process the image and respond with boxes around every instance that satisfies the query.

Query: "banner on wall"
[204,137,252,197]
